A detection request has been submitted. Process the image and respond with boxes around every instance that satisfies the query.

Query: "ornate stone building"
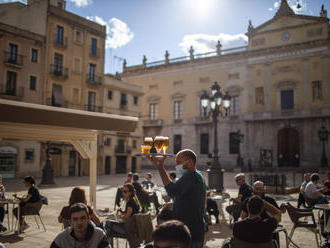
[122,0,330,171]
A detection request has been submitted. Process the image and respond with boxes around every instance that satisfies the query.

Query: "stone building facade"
[122,0,330,171]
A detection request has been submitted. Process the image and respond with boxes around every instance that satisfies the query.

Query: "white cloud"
[179,33,248,55]
[268,0,307,13]
[69,0,92,7]
[0,0,25,3]
[87,16,134,49]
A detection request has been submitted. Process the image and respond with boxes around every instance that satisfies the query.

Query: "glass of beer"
[141,145,151,154]
[154,136,164,153]
[144,137,154,147]
[162,136,169,154]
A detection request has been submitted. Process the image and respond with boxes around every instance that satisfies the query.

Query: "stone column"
[322,56,329,107]
[264,63,271,112]
[302,58,310,109]
[247,65,254,111]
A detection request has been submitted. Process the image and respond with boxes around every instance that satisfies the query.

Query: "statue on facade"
[165,50,169,65]
[142,55,147,67]
[122,59,127,71]
[216,41,222,56]
[189,46,194,60]
[320,4,328,17]
[248,20,254,33]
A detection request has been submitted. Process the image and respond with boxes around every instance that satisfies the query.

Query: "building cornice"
[0,22,45,43]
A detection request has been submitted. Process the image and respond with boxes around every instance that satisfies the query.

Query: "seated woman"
[58,187,100,228]
[106,183,140,236]
[13,176,41,232]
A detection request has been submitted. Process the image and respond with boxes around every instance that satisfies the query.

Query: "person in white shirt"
[0,175,7,232]
[304,173,327,205]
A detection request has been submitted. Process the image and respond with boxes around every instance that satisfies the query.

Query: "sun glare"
[189,0,215,18]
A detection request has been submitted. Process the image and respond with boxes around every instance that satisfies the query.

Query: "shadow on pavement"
[204,223,232,248]
[0,233,24,244]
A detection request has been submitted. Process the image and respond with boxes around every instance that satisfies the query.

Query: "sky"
[1,0,330,73]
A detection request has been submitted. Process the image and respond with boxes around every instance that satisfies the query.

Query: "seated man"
[152,220,192,248]
[298,173,310,208]
[226,173,252,222]
[305,173,328,205]
[206,191,219,224]
[233,195,281,245]
[142,173,155,190]
[51,203,110,248]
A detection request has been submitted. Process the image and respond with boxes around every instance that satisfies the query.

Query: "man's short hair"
[247,195,264,215]
[133,173,139,181]
[153,220,191,248]
[176,149,197,164]
[69,202,89,217]
[253,180,264,188]
[157,209,175,224]
[311,173,320,182]
[235,173,245,181]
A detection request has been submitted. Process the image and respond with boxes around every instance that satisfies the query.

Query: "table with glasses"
[0,198,21,233]
[210,194,230,222]
[314,203,330,237]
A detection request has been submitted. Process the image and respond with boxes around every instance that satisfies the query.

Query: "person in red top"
[124,172,133,184]
[58,187,100,228]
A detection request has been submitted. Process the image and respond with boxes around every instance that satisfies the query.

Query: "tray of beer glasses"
[140,136,174,158]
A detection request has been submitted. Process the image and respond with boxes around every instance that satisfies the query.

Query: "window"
[200,133,209,154]
[132,140,137,149]
[230,96,240,115]
[31,49,38,62]
[91,38,97,56]
[56,25,64,45]
[120,93,127,107]
[173,100,182,120]
[255,87,264,105]
[281,90,294,110]
[133,96,138,105]
[52,84,64,107]
[29,76,36,90]
[8,43,18,62]
[149,103,158,120]
[25,149,34,162]
[108,91,113,100]
[88,91,96,110]
[89,64,96,80]
[104,138,111,146]
[229,132,239,154]
[57,1,63,8]
[173,135,182,154]
[312,81,322,101]
[54,53,63,73]
[6,71,17,95]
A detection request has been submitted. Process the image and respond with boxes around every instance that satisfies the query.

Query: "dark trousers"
[0,206,5,223]
[297,192,306,208]
[226,203,242,222]
[149,192,160,212]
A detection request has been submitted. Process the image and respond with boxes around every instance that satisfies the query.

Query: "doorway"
[131,157,136,173]
[277,128,300,167]
[116,156,127,174]
[105,156,111,175]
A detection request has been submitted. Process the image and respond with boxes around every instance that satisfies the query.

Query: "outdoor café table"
[313,203,330,238]
[210,194,228,222]
[0,198,20,233]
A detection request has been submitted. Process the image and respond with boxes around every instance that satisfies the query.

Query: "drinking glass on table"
[154,136,164,154]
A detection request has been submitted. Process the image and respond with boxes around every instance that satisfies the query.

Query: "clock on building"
[282,32,291,41]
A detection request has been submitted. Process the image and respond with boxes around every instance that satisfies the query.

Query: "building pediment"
[226,86,243,95]
[171,92,186,100]
[147,95,161,102]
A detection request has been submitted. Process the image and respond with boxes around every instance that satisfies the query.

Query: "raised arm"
[147,156,172,186]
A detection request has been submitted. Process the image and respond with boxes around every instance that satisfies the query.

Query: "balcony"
[53,37,68,48]
[115,145,132,154]
[89,48,101,58]
[120,100,127,110]
[50,64,69,79]
[0,84,24,100]
[46,97,68,108]
[143,119,163,127]
[194,116,212,125]
[85,104,103,112]
[86,74,102,86]
[3,52,24,67]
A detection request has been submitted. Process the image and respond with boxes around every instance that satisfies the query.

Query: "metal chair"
[15,201,46,232]
[283,202,321,248]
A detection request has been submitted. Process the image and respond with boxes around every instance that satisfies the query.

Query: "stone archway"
[277,127,300,167]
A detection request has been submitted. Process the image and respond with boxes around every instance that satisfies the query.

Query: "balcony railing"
[3,52,24,67]
[89,48,101,58]
[85,104,103,112]
[86,74,102,86]
[143,119,163,127]
[120,100,127,110]
[50,64,69,79]
[115,145,132,154]
[0,84,24,100]
[194,116,212,124]
[54,37,68,48]
[46,97,68,108]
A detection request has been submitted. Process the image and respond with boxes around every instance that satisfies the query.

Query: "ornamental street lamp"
[235,130,244,169]
[40,142,55,185]
[201,82,231,192]
[318,124,329,168]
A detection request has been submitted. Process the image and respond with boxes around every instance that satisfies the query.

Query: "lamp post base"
[321,154,328,168]
[207,168,224,192]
